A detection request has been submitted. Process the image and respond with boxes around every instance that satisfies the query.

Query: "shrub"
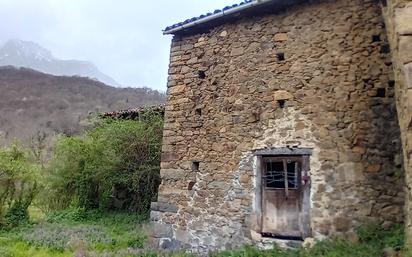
[42,135,116,210]
[357,223,404,250]
[4,202,29,227]
[0,142,39,228]
[47,208,88,223]
[43,112,163,214]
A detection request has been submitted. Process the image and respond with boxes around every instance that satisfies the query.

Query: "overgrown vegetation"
[0,112,167,255]
[39,112,163,214]
[0,209,150,257]
[0,143,39,228]
[0,112,163,229]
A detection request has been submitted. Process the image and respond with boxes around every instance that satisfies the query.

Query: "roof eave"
[163,0,274,35]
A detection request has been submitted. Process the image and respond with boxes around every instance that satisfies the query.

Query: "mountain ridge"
[0,39,118,86]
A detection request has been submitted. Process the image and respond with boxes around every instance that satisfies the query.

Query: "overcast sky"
[0,0,236,91]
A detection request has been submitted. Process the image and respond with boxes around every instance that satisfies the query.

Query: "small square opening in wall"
[188,181,196,191]
[192,161,200,171]
[376,88,386,97]
[195,108,202,116]
[372,35,381,43]
[277,53,285,61]
[388,80,395,88]
[198,71,206,79]
[381,0,387,7]
[278,100,286,108]
[380,44,390,54]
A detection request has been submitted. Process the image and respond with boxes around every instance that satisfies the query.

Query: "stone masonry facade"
[381,0,412,246]
[151,0,406,252]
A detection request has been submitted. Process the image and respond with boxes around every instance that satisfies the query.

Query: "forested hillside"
[0,66,165,144]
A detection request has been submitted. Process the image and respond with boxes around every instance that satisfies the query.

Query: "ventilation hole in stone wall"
[380,44,390,54]
[388,80,395,88]
[388,171,396,177]
[278,100,286,108]
[381,0,387,7]
[198,71,206,79]
[376,88,386,97]
[252,112,260,122]
[372,35,381,43]
[192,161,200,171]
[277,53,285,61]
[188,181,196,191]
[195,108,202,116]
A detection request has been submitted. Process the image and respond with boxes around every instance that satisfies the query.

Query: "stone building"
[150,0,412,252]
[382,0,412,245]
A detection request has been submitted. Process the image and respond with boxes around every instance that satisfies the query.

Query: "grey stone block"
[150,210,162,221]
[395,4,412,35]
[159,238,185,251]
[150,201,178,213]
[405,63,412,89]
[399,36,412,63]
[160,169,186,180]
[151,223,173,238]
[175,229,190,244]
[207,181,227,189]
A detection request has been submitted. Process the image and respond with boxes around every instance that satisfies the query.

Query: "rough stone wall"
[381,0,412,246]
[151,0,404,252]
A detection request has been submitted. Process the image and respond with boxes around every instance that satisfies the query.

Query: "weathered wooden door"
[261,156,308,239]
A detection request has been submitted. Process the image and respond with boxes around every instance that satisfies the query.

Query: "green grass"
[0,208,408,257]
[213,224,406,257]
[0,208,150,257]
[0,235,72,257]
